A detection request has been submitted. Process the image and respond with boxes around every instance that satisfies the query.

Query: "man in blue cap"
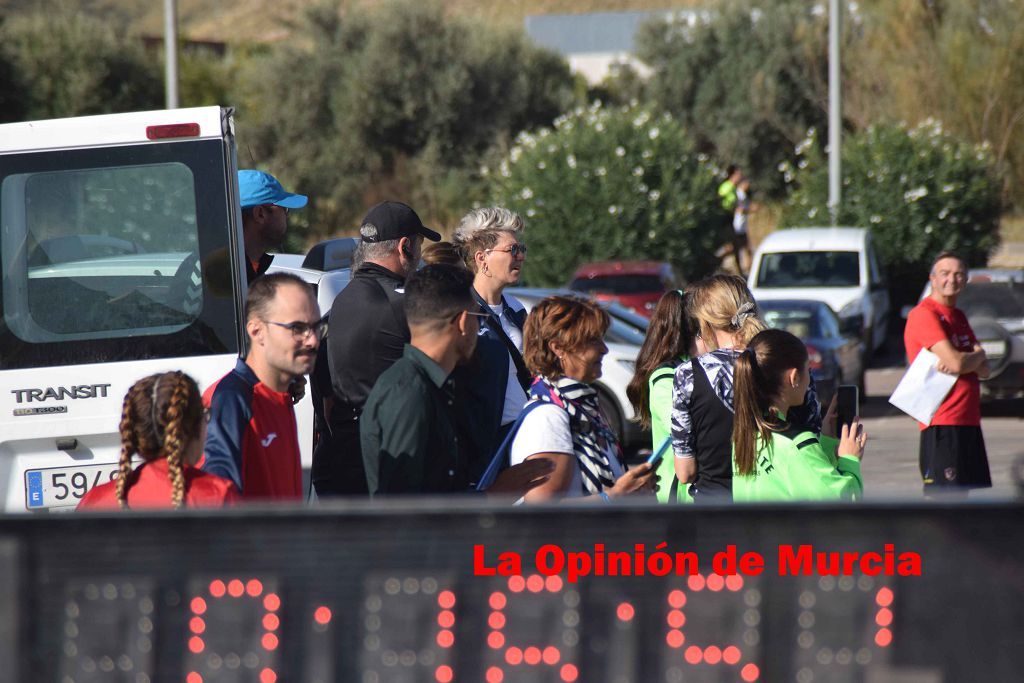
[238,169,308,283]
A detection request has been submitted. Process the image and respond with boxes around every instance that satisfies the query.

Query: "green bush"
[782,121,1003,303]
[485,101,724,287]
[1,9,161,119]
[235,0,576,245]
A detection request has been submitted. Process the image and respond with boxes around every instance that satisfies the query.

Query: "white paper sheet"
[888,349,958,425]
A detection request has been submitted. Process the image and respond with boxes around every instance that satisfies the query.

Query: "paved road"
[859,365,1023,500]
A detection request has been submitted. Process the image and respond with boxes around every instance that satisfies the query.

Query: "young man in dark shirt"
[360,265,553,496]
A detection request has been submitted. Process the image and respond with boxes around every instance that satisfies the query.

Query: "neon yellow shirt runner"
[732,426,863,502]
[649,362,693,503]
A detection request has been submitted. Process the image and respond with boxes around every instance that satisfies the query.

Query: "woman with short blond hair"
[451,207,532,466]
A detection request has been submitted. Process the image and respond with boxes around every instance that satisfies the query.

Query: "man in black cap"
[313,201,441,496]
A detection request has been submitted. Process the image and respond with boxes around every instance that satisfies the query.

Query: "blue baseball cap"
[238,170,308,210]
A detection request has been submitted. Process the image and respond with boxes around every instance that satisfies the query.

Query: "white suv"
[748,227,891,354]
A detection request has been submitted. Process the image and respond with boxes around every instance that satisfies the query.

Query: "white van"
[748,227,891,353]
[0,107,263,512]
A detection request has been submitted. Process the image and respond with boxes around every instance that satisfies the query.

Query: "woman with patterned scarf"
[509,296,656,502]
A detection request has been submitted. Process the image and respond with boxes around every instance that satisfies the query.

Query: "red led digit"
[183,577,279,681]
[485,573,579,681]
[664,573,762,681]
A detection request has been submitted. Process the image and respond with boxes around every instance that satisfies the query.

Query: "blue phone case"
[646,437,672,466]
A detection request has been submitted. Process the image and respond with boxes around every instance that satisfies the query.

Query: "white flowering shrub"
[782,122,1003,302]
[484,102,724,286]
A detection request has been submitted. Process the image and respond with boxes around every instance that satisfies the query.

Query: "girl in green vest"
[627,290,698,502]
[732,329,866,502]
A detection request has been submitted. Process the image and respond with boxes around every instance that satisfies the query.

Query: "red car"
[568,260,678,317]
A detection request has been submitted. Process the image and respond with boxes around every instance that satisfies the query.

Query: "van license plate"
[24,463,120,510]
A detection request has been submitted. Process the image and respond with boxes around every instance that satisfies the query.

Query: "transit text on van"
[11,384,112,403]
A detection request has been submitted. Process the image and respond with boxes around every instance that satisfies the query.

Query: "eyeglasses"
[263,204,289,216]
[264,320,326,339]
[485,244,527,258]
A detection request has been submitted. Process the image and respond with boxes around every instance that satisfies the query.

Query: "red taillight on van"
[806,344,823,371]
[146,123,200,140]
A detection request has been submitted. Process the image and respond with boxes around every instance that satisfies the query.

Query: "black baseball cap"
[358,201,441,243]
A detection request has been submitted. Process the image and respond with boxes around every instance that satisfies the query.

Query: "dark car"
[569,260,677,318]
[759,299,866,406]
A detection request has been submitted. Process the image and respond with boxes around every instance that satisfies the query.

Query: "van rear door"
[0,107,245,511]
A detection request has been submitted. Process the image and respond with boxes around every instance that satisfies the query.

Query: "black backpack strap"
[474,290,532,393]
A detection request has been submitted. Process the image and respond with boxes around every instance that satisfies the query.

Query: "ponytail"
[732,330,809,476]
[732,349,774,475]
[115,384,144,510]
[161,373,194,509]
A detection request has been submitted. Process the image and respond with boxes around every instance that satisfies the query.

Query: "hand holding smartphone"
[836,385,859,433]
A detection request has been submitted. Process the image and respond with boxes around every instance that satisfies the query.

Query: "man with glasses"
[203,273,321,500]
[238,169,308,283]
[316,201,440,497]
[360,265,553,496]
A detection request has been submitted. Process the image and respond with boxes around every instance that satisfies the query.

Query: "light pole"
[828,0,842,225]
[164,0,179,109]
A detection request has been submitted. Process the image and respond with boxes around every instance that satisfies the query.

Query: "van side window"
[0,140,241,370]
[5,163,200,341]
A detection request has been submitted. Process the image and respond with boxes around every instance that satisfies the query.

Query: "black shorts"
[919,425,992,489]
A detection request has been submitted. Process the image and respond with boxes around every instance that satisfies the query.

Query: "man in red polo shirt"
[904,251,992,494]
[203,273,321,500]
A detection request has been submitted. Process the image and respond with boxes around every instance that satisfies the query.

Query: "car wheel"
[970,318,1013,378]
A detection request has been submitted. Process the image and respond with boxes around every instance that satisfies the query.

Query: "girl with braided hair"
[77,372,238,510]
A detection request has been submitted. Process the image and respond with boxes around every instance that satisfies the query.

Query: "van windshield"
[0,139,241,370]
[756,251,861,288]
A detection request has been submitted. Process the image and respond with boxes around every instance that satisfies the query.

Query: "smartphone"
[646,437,672,467]
[836,385,859,433]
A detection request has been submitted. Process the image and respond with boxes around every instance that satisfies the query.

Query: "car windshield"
[570,274,663,295]
[761,307,822,339]
[756,251,860,288]
[958,283,1024,318]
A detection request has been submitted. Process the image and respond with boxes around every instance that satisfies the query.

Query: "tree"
[848,0,1024,208]
[782,122,1003,305]
[234,0,577,246]
[634,0,841,198]
[1,8,161,119]
[0,18,29,123]
[486,101,723,286]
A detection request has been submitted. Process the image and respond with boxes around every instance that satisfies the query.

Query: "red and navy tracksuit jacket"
[202,359,303,500]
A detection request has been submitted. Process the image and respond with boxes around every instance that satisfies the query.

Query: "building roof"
[524,10,673,55]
